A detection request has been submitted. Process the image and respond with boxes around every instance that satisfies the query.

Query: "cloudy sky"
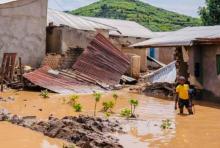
[48,0,206,17]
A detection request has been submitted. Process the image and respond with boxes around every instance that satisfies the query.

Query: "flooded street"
[0,89,220,147]
[0,122,67,148]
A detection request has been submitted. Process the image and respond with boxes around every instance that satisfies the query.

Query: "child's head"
[178,76,186,85]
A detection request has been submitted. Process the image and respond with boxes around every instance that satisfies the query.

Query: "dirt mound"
[0,109,123,148]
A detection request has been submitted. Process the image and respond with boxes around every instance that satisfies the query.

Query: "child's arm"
[175,93,178,110]
[174,86,179,110]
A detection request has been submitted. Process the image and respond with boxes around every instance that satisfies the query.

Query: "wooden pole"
[19,57,24,87]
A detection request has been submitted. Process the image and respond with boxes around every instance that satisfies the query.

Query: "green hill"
[71,0,201,31]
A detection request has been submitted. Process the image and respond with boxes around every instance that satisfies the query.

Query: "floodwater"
[0,122,67,148]
[0,88,220,148]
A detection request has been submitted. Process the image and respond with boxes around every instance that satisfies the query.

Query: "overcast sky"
[48,0,205,17]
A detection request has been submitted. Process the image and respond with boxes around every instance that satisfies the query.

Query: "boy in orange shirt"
[175,76,193,115]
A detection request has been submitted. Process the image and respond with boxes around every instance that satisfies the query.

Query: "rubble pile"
[144,82,175,99]
[0,109,123,148]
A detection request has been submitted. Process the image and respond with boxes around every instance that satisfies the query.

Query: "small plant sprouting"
[129,99,139,118]
[93,92,102,116]
[69,95,79,106]
[120,108,132,118]
[104,112,111,118]
[113,93,118,104]
[62,98,66,104]
[40,89,49,98]
[62,144,75,148]
[73,103,82,112]
[102,101,115,113]
[160,119,172,130]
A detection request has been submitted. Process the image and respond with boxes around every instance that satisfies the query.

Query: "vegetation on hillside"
[199,0,220,25]
[71,0,201,31]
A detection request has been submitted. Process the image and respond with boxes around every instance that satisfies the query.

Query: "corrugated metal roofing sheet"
[131,26,220,47]
[0,0,16,4]
[23,66,104,94]
[73,33,130,85]
[83,16,153,38]
[48,9,116,31]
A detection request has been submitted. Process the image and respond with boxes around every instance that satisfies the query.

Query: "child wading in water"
[175,76,193,115]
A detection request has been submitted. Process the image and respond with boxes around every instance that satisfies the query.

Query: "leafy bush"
[102,101,115,112]
[120,108,132,118]
[73,103,82,112]
[69,95,79,106]
[40,90,49,98]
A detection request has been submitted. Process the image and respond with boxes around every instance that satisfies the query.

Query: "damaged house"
[132,26,220,102]
[0,0,47,67]
[0,1,130,94]
[46,9,154,78]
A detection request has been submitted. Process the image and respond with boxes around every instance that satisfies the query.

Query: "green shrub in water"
[69,95,79,106]
[120,108,132,118]
[102,101,115,112]
[160,119,172,129]
[40,89,49,98]
[73,103,82,112]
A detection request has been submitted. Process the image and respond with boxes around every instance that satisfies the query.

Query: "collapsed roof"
[24,33,130,94]
[131,26,220,47]
[73,33,130,85]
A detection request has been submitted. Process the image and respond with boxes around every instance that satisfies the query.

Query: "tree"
[199,0,220,25]
[93,92,102,116]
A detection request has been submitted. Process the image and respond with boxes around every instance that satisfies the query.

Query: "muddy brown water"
[0,89,220,148]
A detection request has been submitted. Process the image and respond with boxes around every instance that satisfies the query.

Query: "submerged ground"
[0,88,219,148]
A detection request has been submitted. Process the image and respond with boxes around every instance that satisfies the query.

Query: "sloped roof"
[48,9,116,31]
[131,26,220,47]
[83,16,153,38]
[0,0,16,4]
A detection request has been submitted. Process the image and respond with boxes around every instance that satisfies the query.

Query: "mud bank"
[0,89,176,147]
[0,109,123,148]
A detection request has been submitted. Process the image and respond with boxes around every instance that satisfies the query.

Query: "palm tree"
[93,92,102,116]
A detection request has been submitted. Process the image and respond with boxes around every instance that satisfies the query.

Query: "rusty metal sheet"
[23,66,104,94]
[73,33,130,85]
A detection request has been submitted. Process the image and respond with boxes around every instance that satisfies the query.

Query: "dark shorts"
[178,99,191,109]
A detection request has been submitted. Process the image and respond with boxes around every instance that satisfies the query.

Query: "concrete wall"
[0,0,48,67]
[188,46,203,89]
[109,36,147,72]
[109,36,146,50]
[158,47,175,64]
[47,26,96,54]
[147,47,175,64]
[122,47,147,72]
[201,45,220,102]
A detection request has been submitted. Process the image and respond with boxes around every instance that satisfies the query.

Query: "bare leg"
[187,108,193,115]
[179,107,184,114]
